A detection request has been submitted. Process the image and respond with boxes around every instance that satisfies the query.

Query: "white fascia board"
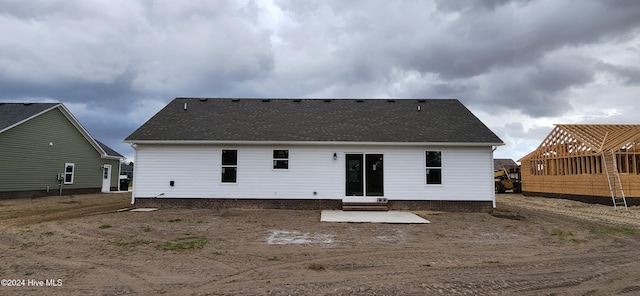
[124,140,505,147]
[0,104,62,134]
[101,155,124,160]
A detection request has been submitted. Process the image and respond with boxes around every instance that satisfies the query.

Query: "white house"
[124,98,503,211]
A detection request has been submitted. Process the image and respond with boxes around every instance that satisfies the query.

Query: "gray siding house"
[0,103,123,199]
[126,98,503,211]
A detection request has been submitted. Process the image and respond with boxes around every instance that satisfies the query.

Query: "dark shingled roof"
[96,140,124,158]
[494,158,518,171]
[0,103,59,132]
[1,102,123,159]
[125,98,503,144]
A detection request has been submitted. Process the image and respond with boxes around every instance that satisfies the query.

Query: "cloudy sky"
[2,0,640,162]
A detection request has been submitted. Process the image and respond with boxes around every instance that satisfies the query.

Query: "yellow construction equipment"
[495,167,522,193]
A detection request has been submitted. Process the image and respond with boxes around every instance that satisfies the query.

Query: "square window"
[426,168,442,184]
[221,167,237,183]
[426,151,441,167]
[222,150,237,165]
[273,150,289,169]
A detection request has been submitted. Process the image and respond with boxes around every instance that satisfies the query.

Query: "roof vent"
[183,103,188,110]
[262,99,270,102]
[417,106,421,111]
[199,98,208,102]
[23,103,33,106]
[293,99,301,102]
[232,99,240,102]
[417,99,426,103]
[324,99,332,102]
[356,99,364,103]
[387,99,395,103]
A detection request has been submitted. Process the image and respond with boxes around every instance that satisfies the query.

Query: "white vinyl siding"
[132,144,494,202]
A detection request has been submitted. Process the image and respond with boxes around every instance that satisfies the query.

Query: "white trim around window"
[425,151,442,185]
[221,149,238,183]
[272,149,289,170]
[64,163,75,184]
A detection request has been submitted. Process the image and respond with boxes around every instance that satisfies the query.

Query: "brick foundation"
[389,200,493,212]
[133,198,493,212]
[522,191,640,206]
[0,188,101,200]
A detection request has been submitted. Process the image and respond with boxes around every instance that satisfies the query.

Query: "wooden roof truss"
[526,124,640,160]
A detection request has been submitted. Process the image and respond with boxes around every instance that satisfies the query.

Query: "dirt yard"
[1,193,640,295]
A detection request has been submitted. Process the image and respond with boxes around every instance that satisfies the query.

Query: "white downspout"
[130,144,138,205]
[491,146,498,208]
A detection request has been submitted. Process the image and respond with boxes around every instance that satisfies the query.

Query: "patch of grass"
[142,226,152,232]
[41,231,54,237]
[20,242,36,250]
[267,256,281,261]
[168,218,183,223]
[550,229,584,243]
[114,239,153,248]
[307,263,325,271]
[0,203,11,207]
[584,225,637,236]
[58,200,81,204]
[24,271,33,276]
[161,235,208,252]
[490,208,525,220]
[551,229,573,237]
[98,224,112,229]
[212,251,224,255]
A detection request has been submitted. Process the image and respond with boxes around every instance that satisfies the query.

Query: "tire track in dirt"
[0,194,131,230]
[180,243,636,295]
[498,194,640,228]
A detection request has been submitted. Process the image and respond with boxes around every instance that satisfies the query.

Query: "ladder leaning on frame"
[601,150,628,210]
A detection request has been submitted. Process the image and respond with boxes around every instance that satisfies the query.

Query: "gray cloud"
[597,62,640,85]
[1,0,640,160]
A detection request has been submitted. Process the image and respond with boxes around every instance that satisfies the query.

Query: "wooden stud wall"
[520,124,640,198]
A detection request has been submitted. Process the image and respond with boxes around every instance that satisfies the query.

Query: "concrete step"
[342,202,389,211]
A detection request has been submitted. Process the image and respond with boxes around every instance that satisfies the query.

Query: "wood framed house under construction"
[519,124,640,208]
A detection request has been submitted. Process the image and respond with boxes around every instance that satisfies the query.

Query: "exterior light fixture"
[333,153,337,160]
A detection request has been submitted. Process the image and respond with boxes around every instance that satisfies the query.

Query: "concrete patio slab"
[130,208,158,212]
[321,210,430,224]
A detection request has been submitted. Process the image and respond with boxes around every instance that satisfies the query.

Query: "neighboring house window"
[426,151,442,185]
[221,150,237,183]
[64,163,75,184]
[273,150,289,169]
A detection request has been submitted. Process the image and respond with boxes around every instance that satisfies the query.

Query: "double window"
[221,150,237,183]
[273,150,289,169]
[426,151,442,185]
[64,163,75,184]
